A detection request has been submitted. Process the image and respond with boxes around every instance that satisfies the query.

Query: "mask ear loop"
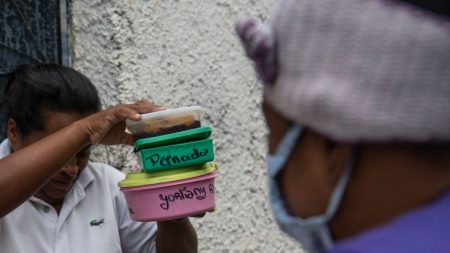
[316,154,355,250]
[266,125,303,178]
[275,126,303,164]
[236,17,278,85]
[286,150,355,251]
[323,155,354,220]
[288,153,355,226]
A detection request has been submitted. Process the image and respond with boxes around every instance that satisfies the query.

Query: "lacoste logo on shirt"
[90,218,105,226]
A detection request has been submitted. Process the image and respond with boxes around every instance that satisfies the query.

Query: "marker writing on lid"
[146,148,209,167]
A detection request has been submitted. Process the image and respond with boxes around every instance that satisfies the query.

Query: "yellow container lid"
[119,162,217,188]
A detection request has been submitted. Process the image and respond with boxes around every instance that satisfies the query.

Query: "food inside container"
[126,106,203,140]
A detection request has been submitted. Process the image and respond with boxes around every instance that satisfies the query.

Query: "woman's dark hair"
[399,0,450,17]
[6,64,101,135]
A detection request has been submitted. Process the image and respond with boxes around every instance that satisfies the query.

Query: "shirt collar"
[0,138,13,159]
[76,162,95,189]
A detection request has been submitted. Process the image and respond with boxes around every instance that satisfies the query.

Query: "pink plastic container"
[119,165,217,222]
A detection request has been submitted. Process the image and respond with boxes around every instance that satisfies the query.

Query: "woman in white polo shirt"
[0,64,198,253]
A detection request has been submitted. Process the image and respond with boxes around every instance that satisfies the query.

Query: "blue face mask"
[266,125,353,253]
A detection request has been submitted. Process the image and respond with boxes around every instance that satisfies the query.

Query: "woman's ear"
[7,118,22,151]
[325,139,353,186]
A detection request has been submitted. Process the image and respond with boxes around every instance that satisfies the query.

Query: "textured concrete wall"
[71,0,301,252]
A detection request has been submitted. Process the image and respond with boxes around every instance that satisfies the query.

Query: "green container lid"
[135,126,212,151]
[119,162,217,188]
[137,138,215,172]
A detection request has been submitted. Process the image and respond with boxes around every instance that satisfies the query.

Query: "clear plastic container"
[126,106,204,140]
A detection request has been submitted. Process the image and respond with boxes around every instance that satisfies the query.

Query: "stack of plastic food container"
[118,106,217,222]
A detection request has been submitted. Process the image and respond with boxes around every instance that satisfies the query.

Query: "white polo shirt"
[0,139,157,253]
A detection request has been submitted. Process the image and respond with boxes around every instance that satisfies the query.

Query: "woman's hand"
[79,99,164,146]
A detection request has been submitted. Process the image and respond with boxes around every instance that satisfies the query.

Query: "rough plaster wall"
[71,0,301,252]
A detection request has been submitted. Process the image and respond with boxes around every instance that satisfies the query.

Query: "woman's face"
[263,101,337,218]
[8,111,91,206]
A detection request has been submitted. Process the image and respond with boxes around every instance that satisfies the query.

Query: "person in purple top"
[236,0,450,252]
